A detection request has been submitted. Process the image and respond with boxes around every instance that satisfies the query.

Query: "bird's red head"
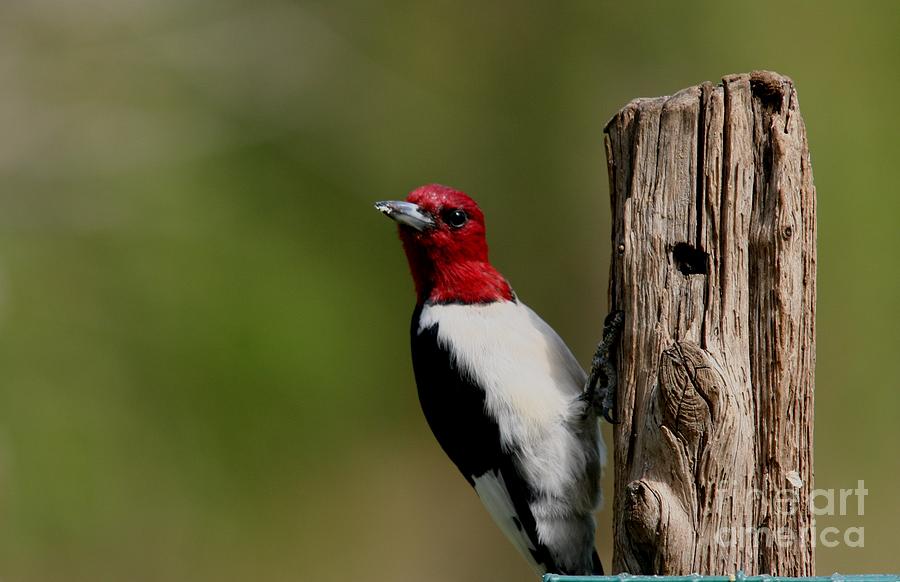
[375,184,513,305]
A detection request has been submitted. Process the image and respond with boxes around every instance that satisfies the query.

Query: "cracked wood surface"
[604,71,816,575]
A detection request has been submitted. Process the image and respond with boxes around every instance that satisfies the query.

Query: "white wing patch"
[472,471,543,573]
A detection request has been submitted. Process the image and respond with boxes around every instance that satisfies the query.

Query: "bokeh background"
[0,0,898,580]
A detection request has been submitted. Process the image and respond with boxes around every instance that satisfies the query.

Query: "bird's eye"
[443,208,468,229]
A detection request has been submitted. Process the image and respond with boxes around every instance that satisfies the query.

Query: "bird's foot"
[584,310,624,424]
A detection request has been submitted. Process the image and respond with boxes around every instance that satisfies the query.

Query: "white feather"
[472,472,542,571]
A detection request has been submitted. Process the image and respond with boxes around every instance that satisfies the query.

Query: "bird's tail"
[591,550,604,575]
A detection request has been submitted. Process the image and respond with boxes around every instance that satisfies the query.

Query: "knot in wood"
[658,342,724,452]
[623,480,661,556]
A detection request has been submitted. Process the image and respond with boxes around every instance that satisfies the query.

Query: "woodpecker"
[375,184,621,576]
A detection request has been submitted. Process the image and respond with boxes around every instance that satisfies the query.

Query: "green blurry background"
[0,0,897,580]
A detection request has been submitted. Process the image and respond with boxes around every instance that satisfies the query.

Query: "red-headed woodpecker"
[375,184,621,575]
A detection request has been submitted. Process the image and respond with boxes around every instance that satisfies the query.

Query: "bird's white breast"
[418,300,597,493]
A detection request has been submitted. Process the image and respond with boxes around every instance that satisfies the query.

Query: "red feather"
[398,184,514,305]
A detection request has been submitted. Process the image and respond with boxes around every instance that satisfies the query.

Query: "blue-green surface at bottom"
[543,575,900,582]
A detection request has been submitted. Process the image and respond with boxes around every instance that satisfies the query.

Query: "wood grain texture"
[604,71,816,575]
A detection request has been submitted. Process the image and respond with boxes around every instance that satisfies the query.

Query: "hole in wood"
[672,242,708,276]
[750,76,785,111]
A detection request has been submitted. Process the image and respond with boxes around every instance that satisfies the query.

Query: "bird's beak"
[374,200,436,232]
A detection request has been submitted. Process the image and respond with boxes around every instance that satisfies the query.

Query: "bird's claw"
[598,391,618,425]
[585,310,624,424]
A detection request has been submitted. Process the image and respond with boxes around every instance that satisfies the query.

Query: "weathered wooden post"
[604,71,816,575]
